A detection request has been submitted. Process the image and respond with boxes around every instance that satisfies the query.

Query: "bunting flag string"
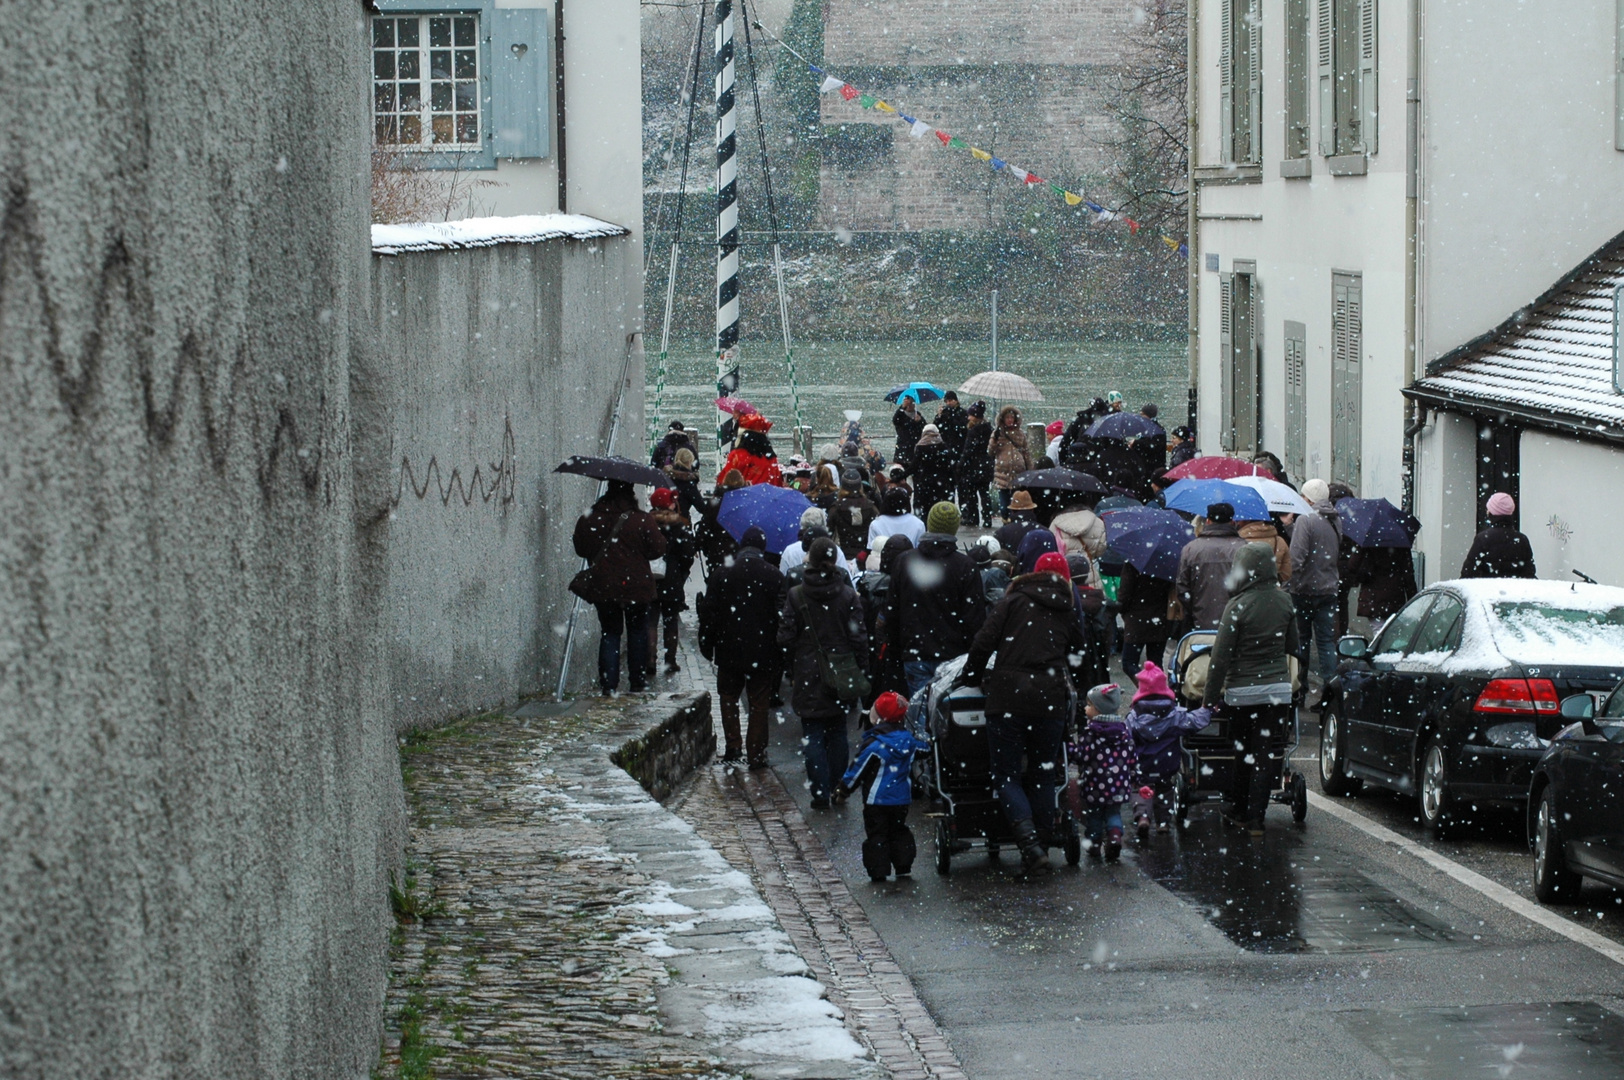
[809,64,1186,258]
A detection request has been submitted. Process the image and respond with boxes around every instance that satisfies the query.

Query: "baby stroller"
[1166,631,1308,827]
[916,656,1082,874]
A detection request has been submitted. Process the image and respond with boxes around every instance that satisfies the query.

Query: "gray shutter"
[1317,0,1336,155]
[1285,0,1310,158]
[1220,0,1235,163]
[1220,274,1235,451]
[1345,276,1362,483]
[1284,321,1307,480]
[1616,0,1623,150]
[1331,273,1362,488]
[490,9,551,159]
[1246,0,1264,164]
[1237,275,1259,454]
[1356,0,1378,154]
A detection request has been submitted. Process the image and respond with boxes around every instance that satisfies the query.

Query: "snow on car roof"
[1432,579,1624,670]
[371,214,629,255]
[1438,577,1624,610]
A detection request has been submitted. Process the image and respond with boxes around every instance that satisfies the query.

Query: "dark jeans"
[958,481,992,528]
[861,804,917,879]
[716,664,775,765]
[903,660,940,698]
[988,712,1066,837]
[1226,704,1291,823]
[1084,804,1123,844]
[802,713,851,805]
[996,487,1013,518]
[595,601,650,693]
[1294,593,1338,679]
[1123,638,1168,680]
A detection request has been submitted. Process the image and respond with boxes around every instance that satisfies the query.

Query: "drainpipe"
[554,0,568,211]
[1186,0,1201,435]
[1401,0,1422,513]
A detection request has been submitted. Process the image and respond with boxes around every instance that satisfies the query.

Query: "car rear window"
[1490,603,1624,666]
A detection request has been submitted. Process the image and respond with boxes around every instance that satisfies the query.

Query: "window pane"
[454,81,477,111]
[400,115,422,144]
[397,51,419,79]
[429,50,451,80]
[454,49,476,79]
[457,115,479,143]
[373,51,395,79]
[431,82,452,111]
[454,17,476,46]
[397,17,419,47]
[431,115,454,144]
[372,18,394,48]
[1374,597,1432,656]
[398,82,421,111]
[429,17,451,47]
[375,116,398,145]
[374,84,396,112]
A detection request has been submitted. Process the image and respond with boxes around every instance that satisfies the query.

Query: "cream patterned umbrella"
[958,370,1044,401]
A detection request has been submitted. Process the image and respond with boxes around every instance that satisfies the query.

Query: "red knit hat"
[650,487,677,510]
[1034,551,1071,579]
[1131,661,1173,704]
[871,691,908,724]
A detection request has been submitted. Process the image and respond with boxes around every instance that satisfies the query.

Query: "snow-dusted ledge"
[370,213,629,256]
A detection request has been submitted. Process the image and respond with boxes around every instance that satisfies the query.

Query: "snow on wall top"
[371,214,629,256]
[1409,228,1624,431]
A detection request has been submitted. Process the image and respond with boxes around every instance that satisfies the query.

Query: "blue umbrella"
[1337,497,1421,548]
[717,484,813,554]
[1102,507,1196,581]
[1163,478,1271,522]
[884,382,945,404]
[1086,412,1163,441]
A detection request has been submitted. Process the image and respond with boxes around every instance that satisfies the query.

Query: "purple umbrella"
[1086,412,1164,441]
[1336,498,1421,548]
[1101,507,1196,581]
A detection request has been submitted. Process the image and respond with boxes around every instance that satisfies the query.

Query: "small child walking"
[1124,662,1212,841]
[1076,683,1135,862]
[839,691,928,881]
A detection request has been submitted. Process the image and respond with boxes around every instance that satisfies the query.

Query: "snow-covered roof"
[371,213,629,256]
[1406,228,1624,441]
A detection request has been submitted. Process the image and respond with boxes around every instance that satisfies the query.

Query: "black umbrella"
[1085,412,1163,441]
[554,454,670,487]
[1014,467,1108,495]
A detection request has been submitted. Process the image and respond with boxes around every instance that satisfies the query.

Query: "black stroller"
[1166,631,1308,827]
[915,656,1082,874]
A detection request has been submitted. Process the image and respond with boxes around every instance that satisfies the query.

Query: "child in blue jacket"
[838,691,928,881]
[1124,661,1212,840]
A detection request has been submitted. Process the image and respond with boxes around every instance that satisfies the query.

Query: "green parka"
[1202,543,1300,707]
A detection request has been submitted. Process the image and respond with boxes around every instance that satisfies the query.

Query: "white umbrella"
[1226,475,1314,516]
[959,370,1044,401]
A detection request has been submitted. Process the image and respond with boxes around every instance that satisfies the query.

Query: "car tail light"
[1474,678,1559,715]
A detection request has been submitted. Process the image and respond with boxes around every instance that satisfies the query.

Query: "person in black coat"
[889,502,987,695]
[648,488,697,676]
[699,526,786,767]
[956,402,995,527]
[777,538,869,808]
[1460,492,1537,579]
[934,391,969,461]
[909,425,955,510]
[892,398,925,466]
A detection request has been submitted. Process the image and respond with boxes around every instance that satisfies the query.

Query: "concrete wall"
[0,3,399,1078]
[374,234,641,722]
[1410,410,1478,586]
[1518,432,1624,588]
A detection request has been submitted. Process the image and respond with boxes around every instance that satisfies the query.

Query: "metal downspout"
[1401,0,1423,514]
[1187,0,1201,434]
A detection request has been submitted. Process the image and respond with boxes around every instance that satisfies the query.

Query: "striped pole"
[714,0,739,454]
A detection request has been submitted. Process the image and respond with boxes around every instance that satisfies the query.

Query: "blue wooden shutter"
[491,9,551,159]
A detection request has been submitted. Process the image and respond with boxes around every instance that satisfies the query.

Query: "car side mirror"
[1560,693,1602,735]
[1336,635,1370,661]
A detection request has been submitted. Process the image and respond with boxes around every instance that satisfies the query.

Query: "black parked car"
[1529,686,1624,901]
[1318,580,1624,836]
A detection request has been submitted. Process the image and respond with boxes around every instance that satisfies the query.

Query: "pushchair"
[915,656,1082,874]
[1166,631,1308,828]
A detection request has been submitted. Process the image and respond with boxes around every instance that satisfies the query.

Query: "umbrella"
[714,396,757,416]
[1162,478,1271,522]
[958,371,1044,401]
[1225,475,1314,516]
[884,382,944,404]
[1102,507,1196,581]
[1086,412,1163,441]
[717,484,813,554]
[1164,456,1269,481]
[555,454,669,487]
[1014,467,1108,495]
[1337,497,1422,548]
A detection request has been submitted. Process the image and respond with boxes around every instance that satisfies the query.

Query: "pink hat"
[1486,491,1516,518]
[1131,661,1174,704]
[1034,551,1072,580]
[1046,419,1066,438]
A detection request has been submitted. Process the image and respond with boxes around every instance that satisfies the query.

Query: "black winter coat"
[573,493,668,605]
[1346,545,1418,621]
[892,407,925,463]
[962,572,1086,718]
[889,534,988,662]
[777,565,868,720]
[651,509,697,609]
[1460,521,1537,580]
[910,443,956,510]
[935,404,969,456]
[831,493,879,560]
[702,547,786,674]
[956,421,994,486]
[1119,563,1174,645]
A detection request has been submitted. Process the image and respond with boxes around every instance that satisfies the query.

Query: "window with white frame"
[373,13,482,151]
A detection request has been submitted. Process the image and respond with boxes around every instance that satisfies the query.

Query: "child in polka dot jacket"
[1074,683,1136,862]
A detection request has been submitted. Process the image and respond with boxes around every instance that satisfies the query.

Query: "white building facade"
[1189,0,1624,582]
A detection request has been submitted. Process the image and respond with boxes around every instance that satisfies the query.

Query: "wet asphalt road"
[760,704,1624,1079]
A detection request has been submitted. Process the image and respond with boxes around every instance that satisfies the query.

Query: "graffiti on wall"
[392,416,517,508]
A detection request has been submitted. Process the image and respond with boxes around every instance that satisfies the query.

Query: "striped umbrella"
[958,370,1044,401]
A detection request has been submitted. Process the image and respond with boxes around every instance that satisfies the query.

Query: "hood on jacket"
[1051,509,1107,557]
[916,533,959,558]
[1225,542,1280,596]
[1238,521,1279,541]
[1016,528,1060,574]
[1311,498,1340,522]
[1199,520,1240,539]
[878,532,914,574]
[1008,571,1076,611]
[799,563,851,598]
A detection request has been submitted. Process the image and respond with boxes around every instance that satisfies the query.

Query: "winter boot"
[1103,827,1123,863]
[663,620,681,673]
[1135,815,1152,844]
[1012,819,1051,876]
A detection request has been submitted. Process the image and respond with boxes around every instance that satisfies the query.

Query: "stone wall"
[372,232,642,723]
[610,692,717,801]
[0,2,400,1078]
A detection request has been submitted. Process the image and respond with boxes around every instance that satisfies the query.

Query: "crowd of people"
[570,395,1541,880]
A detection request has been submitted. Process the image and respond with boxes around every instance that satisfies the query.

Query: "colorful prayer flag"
[909,120,930,137]
[1064,191,1083,206]
[1127,219,1141,234]
[1008,166,1029,182]
[1162,235,1180,250]
[1025,173,1044,185]
[875,101,896,113]
[990,157,1006,170]
[819,76,844,93]
[858,93,876,108]
[936,130,952,146]
[947,136,967,149]
[971,147,992,161]
[839,83,859,101]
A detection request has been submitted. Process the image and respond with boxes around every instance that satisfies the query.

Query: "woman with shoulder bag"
[571,480,667,695]
[777,537,869,809]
